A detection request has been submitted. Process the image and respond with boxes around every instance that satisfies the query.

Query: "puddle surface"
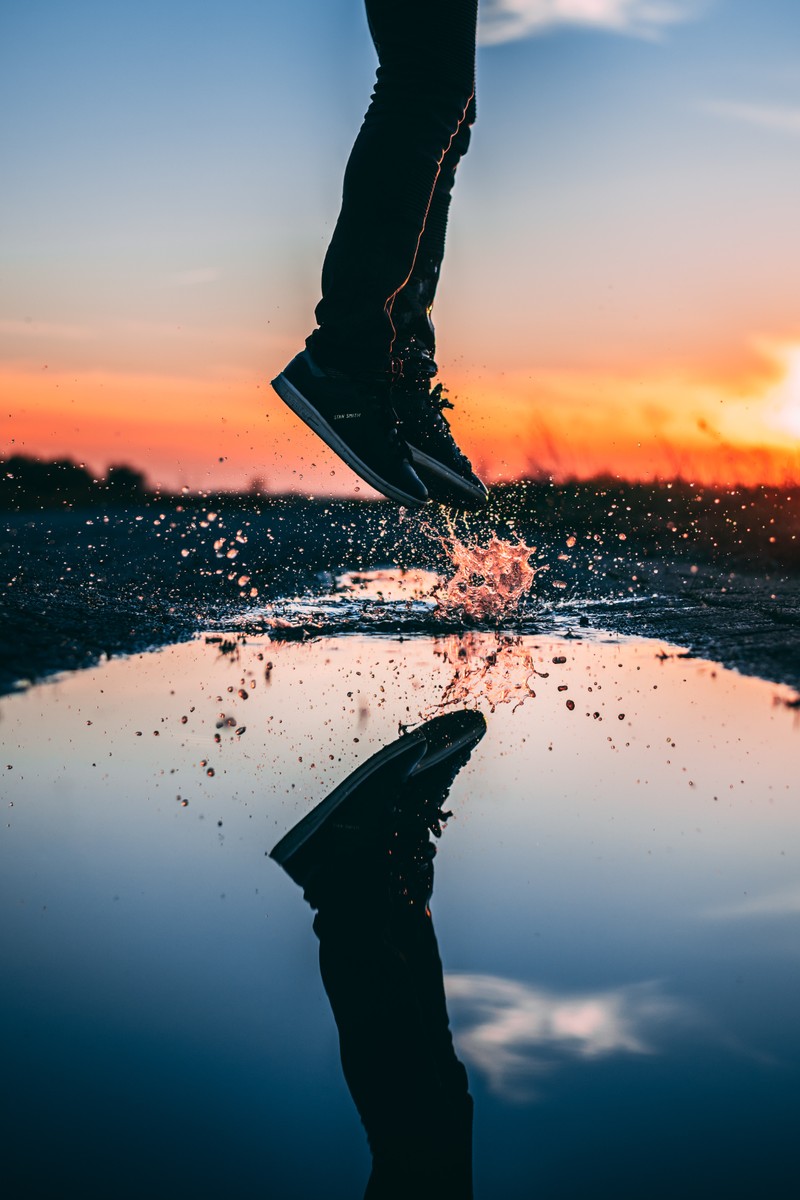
[2,628,799,1198]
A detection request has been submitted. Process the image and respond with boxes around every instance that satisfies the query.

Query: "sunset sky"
[3,0,800,494]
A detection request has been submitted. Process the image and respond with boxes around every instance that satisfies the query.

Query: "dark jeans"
[314,897,474,1199]
[307,0,478,375]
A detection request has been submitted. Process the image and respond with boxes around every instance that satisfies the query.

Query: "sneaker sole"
[407,445,488,505]
[269,733,427,867]
[271,373,428,508]
[409,719,486,777]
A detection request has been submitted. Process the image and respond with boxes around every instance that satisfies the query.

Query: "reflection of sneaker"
[271,349,428,507]
[270,710,486,905]
[393,340,488,509]
[396,710,488,905]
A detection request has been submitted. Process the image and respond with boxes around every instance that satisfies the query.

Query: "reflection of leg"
[308,0,479,374]
[271,712,485,1197]
[391,94,476,359]
[315,899,473,1199]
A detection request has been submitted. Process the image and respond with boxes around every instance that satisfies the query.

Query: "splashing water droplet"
[432,527,540,622]
[434,633,540,714]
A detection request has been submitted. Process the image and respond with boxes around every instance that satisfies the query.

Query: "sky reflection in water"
[1,630,798,1198]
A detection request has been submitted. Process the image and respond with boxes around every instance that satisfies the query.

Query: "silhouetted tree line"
[2,453,797,568]
[1,455,147,510]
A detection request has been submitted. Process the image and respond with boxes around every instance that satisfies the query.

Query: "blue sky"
[3,1,800,487]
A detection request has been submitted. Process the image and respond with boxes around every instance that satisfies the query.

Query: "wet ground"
[2,502,800,697]
[2,600,799,1198]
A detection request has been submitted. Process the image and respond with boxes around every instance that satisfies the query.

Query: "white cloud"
[704,100,800,136]
[478,0,703,46]
[445,972,683,1101]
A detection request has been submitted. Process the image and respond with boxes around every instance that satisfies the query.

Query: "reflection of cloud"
[704,885,800,921]
[445,973,683,1101]
[705,100,800,137]
[478,0,703,46]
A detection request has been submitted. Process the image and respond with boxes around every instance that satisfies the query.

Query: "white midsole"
[408,445,487,500]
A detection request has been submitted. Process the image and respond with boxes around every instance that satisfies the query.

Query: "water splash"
[329,523,543,625]
[230,534,544,645]
[432,530,542,622]
[229,520,544,641]
[431,633,546,714]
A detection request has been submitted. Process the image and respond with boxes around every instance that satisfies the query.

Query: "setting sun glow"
[764,343,800,439]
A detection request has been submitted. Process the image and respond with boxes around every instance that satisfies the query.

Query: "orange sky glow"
[6,336,800,495]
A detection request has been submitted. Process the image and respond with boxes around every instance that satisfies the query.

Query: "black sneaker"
[270,710,486,906]
[271,349,428,507]
[393,340,488,508]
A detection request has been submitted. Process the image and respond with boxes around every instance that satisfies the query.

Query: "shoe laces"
[359,367,412,451]
[430,381,454,417]
[395,337,437,384]
[395,343,475,465]
[395,350,455,424]
[398,766,457,838]
[427,804,453,839]
[426,382,475,471]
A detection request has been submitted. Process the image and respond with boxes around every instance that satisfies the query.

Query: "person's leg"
[381,77,486,507]
[271,1,483,507]
[391,93,476,361]
[308,0,479,376]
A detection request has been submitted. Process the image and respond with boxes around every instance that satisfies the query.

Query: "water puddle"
[230,549,557,642]
[2,626,799,1198]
